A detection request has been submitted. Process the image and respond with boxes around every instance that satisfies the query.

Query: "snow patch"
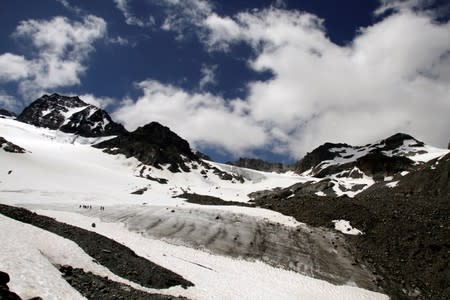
[332,220,363,235]
[386,181,399,188]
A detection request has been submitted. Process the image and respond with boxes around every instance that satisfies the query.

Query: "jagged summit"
[17,93,126,137]
[94,121,199,172]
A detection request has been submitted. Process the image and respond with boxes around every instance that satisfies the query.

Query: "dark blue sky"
[1,0,449,162]
[0,0,379,102]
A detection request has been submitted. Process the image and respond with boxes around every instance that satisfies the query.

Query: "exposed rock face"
[0,137,26,153]
[294,133,425,179]
[194,151,211,161]
[0,271,23,300]
[255,153,450,300]
[58,265,187,299]
[228,157,292,173]
[95,122,198,172]
[0,109,16,118]
[294,142,351,173]
[17,93,126,137]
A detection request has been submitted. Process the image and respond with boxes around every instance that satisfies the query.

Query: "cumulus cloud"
[0,15,106,100]
[158,0,213,38]
[0,91,19,111]
[201,7,450,155]
[115,5,450,158]
[113,80,267,155]
[199,64,218,89]
[114,0,155,27]
[0,53,30,81]
[78,93,115,109]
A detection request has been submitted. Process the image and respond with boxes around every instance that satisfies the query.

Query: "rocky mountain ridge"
[294,133,426,177]
[17,93,126,137]
[94,122,199,173]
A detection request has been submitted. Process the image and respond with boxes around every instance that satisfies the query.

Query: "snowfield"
[0,117,406,299]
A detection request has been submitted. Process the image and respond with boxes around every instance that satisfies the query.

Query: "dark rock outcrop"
[0,137,26,153]
[194,151,211,161]
[294,133,424,178]
[0,109,16,118]
[0,271,23,300]
[176,193,255,207]
[228,157,292,173]
[59,265,187,299]
[294,142,351,173]
[256,153,450,300]
[95,122,198,172]
[312,152,415,179]
[17,93,126,137]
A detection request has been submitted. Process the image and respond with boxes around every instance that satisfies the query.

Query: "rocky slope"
[295,133,426,178]
[94,122,199,172]
[17,94,126,137]
[255,153,450,300]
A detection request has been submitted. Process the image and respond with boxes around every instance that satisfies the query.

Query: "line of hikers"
[79,204,105,210]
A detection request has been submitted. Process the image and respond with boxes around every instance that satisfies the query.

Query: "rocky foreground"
[256,153,450,300]
[0,204,192,299]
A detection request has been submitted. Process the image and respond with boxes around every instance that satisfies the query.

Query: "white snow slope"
[0,118,396,299]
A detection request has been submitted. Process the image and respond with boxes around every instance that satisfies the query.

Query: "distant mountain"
[0,109,16,118]
[228,157,292,173]
[248,133,449,199]
[94,122,199,173]
[17,93,126,137]
[294,133,430,179]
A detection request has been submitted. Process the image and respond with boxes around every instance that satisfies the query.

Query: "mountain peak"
[95,121,198,172]
[295,133,430,177]
[17,94,126,137]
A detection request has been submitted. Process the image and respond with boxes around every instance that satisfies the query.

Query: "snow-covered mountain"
[296,133,446,177]
[0,94,448,300]
[17,93,126,137]
[1,111,387,300]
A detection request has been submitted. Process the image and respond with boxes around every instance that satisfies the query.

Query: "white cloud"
[158,0,213,38]
[107,35,130,46]
[112,6,450,158]
[1,15,106,100]
[56,0,84,15]
[201,7,450,155]
[376,0,434,15]
[114,0,155,27]
[0,53,30,81]
[0,91,19,111]
[113,80,267,155]
[199,64,218,89]
[78,93,115,109]
[375,0,450,18]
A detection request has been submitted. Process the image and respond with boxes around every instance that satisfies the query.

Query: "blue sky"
[1,0,449,163]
